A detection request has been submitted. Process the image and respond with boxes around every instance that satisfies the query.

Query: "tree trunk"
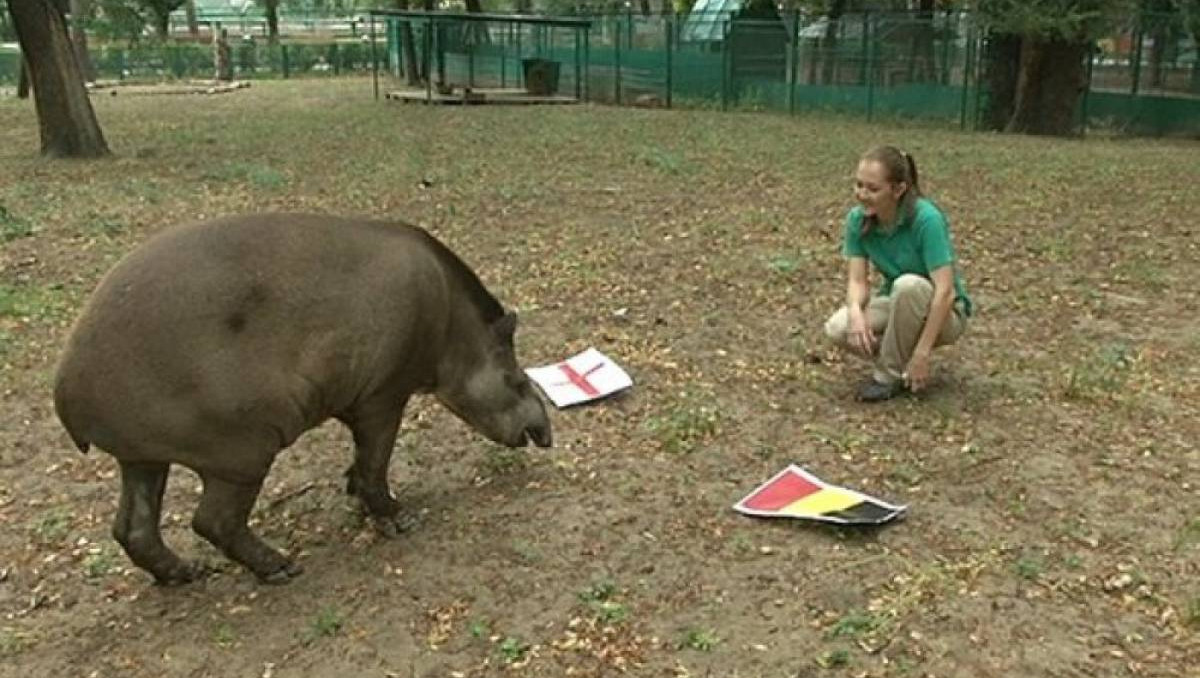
[153,9,169,41]
[68,0,95,83]
[264,0,279,44]
[1004,36,1088,136]
[907,0,936,83]
[8,0,110,157]
[17,56,31,99]
[390,0,421,85]
[981,30,1020,131]
[185,0,198,38]
[639,0,651,16]
[819,0,846,85]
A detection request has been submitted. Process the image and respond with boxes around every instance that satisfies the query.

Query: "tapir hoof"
[258,560,304,585]
[371,511,419,539]
[152,560,211,587]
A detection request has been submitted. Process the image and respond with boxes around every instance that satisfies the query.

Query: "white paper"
[525,347,633,408]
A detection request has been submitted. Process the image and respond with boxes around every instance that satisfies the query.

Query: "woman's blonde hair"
[860,145,921,235]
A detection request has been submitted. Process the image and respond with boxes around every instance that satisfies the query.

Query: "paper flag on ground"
[733,465,906,526]
[525,347,633,408]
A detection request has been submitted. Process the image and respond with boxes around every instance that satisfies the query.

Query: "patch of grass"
[1015,554,1045,581]
[1174,518,1200,551]
[888,463,923,486]
[767,254,800,275]
[579,580,628,624]
[497,636,529,664]
[816,648,851,668]
[467,618,490,639]
[0,283,68,321]
[475,447,529,477]
[508,539,540,565]
[1063,342,1134,401]
[0,205,33,242]
[635,146,687,175]
[203,162,289,190]
[827,610,886,638]
[308,608,343,638]
[30,508,71,544]
[645,399,720,454]
[1185,596,1200,627]
[1114,258,1169,291]
[213,622,237,647]
[578,581,616,604]
[0,627,30,657]
[679,627,719,651]
[80,212,127,238]
[1024,230,1074,261]
[83,548,117,579]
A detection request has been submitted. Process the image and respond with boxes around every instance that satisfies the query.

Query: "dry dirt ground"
[0,77,1197,678]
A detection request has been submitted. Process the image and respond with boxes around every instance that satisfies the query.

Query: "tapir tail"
[52,388,92,455]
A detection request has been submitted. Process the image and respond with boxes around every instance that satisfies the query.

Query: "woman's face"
[854,159,906,221]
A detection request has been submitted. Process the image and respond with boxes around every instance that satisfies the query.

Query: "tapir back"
[54,213,451,466]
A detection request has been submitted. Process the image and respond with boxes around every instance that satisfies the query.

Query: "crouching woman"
[823,146,973,402]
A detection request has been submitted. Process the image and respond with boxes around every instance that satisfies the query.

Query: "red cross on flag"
[525,348,633,408]
[733,465,907,526]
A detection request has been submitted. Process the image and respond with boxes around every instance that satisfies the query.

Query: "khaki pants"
[824,274,966,384]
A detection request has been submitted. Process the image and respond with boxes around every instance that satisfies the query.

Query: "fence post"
[1081,42,1094,136]
[788,9,799,115]
[281,43,289,79]
[575,25,583,100]
[615,12,622,104]
[721,19,730,110]
[865,12,875,121]
[370,14,379,100]
[665,12,673,108]
[468,22,476,88]
[426,17,434,102]
[958,15,972,131]
[1130,27,1143,96]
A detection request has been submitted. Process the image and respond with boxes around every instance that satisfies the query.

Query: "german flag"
[733,465,906,525]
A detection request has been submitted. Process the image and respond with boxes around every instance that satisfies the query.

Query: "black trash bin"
[522,58,561,96]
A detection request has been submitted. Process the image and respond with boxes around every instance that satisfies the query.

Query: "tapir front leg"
[342,398,413,536]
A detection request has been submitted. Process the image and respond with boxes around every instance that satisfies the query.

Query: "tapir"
[53,213,552,585]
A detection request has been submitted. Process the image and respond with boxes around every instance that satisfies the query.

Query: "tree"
[262,0,280,43]
[69,0,96,82]
[183,0,197,37]
[136,0,184,40]
[978,0,1136,136]
[6,0,111,157]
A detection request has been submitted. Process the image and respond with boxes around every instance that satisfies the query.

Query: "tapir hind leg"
[341,399,413,536]
[113,460,207,585]
[192,473,303,584]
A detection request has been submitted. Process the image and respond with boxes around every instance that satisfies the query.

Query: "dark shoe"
[856,378,904,402]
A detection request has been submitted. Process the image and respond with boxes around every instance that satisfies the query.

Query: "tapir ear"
[492,312,518,340]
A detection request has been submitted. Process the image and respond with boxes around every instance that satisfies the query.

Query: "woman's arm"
[904,264,954,390]
[846,256,874,355]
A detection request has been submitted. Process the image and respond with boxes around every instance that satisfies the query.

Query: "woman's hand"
[848,309,876,356]
[904,350,931,392]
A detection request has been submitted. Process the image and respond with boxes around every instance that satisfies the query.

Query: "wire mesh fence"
[1,6,1196,136]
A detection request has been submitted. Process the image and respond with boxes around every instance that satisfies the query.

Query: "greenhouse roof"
[679,0,744,42]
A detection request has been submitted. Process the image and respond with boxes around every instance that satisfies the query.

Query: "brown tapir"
[53,213,552,585]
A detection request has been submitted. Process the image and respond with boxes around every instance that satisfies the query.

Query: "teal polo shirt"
[842,197,972,316]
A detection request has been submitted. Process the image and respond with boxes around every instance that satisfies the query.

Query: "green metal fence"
[2,7,1197,136]
[372,9,1199,137]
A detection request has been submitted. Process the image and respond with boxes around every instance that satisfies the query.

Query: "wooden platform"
[385,87,578,106]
